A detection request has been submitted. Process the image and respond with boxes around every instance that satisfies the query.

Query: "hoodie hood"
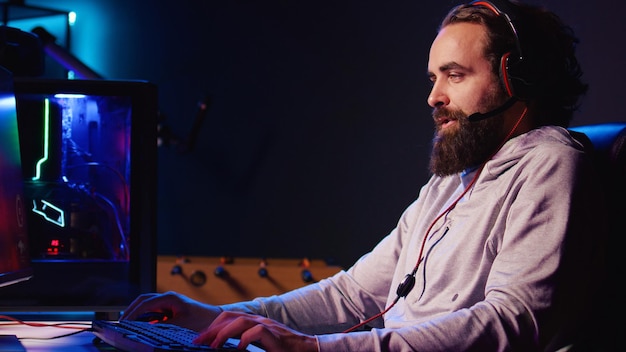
[481,125,587,181]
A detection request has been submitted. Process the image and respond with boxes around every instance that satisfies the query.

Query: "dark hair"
[441,0,588,127]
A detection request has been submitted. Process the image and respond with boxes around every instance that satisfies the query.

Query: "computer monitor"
[0,77,158,318]
[0,66,33,289]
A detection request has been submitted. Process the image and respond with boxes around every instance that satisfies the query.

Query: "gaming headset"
[469,0,532,100]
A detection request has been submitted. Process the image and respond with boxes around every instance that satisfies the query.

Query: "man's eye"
[449,74,463,82]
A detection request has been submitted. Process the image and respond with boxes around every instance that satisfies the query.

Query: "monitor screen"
[0,78,157,317]
[0,67,32,289]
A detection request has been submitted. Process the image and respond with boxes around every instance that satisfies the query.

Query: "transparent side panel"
[18,93,131,262]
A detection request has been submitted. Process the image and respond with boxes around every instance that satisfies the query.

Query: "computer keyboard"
[92,320,265,352]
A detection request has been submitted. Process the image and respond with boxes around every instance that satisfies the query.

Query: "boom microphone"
[467,97,517,122]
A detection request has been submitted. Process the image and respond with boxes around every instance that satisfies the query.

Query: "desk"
[0,321,107,351]
[0,321,265,352]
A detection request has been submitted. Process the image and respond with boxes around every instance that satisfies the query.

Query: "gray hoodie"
[222,125,606,351]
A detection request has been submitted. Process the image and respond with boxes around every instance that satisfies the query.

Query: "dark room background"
[12,0,625,268]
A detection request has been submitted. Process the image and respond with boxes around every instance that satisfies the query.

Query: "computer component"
[0,66,32,289]
[0,77,158,318]
[92,320,265,352]
[0,64,31,352]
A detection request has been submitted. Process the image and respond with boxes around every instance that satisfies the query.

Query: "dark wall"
[27,0,626,268]
[147,1,443,267]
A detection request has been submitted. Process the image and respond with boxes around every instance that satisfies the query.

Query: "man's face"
[426,22,509,176]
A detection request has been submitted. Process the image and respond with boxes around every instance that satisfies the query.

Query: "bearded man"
[121,1,607,351]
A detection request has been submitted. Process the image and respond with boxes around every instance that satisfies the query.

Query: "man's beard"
[429,104,506,177]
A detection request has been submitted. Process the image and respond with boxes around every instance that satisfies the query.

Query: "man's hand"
[121,291,222,332]
[194,311,319,352]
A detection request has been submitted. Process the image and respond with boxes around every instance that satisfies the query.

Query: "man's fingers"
[238,324,272,351]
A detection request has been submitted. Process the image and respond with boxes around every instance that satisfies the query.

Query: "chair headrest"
[570,122,626,167]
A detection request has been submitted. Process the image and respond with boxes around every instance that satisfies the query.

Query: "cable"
[0,315,93,342]
[19,328,93,340]
[0,315,90,330]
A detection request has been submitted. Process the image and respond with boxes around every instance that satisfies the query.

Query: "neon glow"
[31,199,65,227]
[54,93,85,99]
[32,98,50,181]
[0,95,15,109]
[68,12,77,26]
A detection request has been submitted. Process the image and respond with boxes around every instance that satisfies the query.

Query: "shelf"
[0,1,71,53]
[0,1,69,23]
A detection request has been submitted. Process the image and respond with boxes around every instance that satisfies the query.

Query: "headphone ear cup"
[499,52,516,98]
[500,50,531,100]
